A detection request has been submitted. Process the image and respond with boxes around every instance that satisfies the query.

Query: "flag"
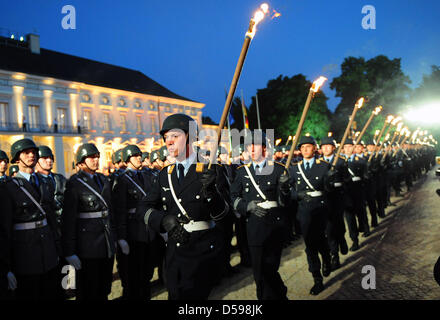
[240,93,249,129]
[229,111,235,125]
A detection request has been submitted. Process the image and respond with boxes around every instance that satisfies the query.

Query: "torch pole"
[381,129,400,161]
[208,35,252,169]
[374,123,394,159]
[368,119,389,162]
[392,133,410,158]
[285,89,314,169]
[256,92,261,129]
[354,111,375,145]
[332,102,362,168]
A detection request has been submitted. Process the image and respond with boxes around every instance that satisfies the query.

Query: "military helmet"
[141,152,150,162]
[158,146,168,161]
[343,139,356,146]
[122,145,142,162]
[320,137,336,147]
[297,136,317,149]
[75,143,100,164]
[112,149,123,164]
[38,145,54,159]
[9,164,18,176]
[150,150,159,162]
[160,113,198,137]
[11,138,38,163]
[0,149,9,163]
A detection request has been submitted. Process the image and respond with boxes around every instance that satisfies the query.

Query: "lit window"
[103,112,111,131]
[0,102,8,128]
[150,116,156,133]
[136,115,143,133]
[83,110,92,130]
[120,114,127,132]
[28,105,40,130]
[57,108,67,130]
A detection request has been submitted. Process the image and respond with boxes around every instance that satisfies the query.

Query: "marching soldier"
[288,136,333,295]
[112,144,157,300]
[343,140,370,253]
[141,152,151,171]
[109,149,125,188]
[138,114,229,300]
[3,138,60,300]
[62,143,116,300]
[231,130,291,300]
[0,150,9,182]
[319,137,349,271]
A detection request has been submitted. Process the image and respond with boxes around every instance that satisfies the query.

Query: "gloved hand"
[200,167,217,199]
[65,254,82,270]
[7,272,17,291]
[118,239,130,255]
[161,214,191,244]
[297,190,312,202]
[279,172,291,194]
[246,200,268,218]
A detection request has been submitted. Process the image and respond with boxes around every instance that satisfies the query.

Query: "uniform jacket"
[3,172,59,275]
[230,161,290,246]
[62,170,116,259]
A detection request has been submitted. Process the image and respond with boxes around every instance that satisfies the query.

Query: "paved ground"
[108,166,440,300]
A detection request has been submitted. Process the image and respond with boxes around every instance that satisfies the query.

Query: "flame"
[391,116,402,126]
[423,130,428,135]
[311,76,327,93]
[356,97,365,109]
[246,3,270,39]
[386,115,394,123]
[328,132,333,137]
[271,9,281,19]
[373,106,382,115]
[384,133,390,141]
[287,135,292,141]
[396,122,403,132]
[275,138,282,146]
[374,130,380,136]
[355,131,360,137]
[406,131,411,138]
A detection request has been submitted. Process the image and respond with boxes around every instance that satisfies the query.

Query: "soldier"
[8,165,18,177]
[319,137,349,271]
[231,130,291,300]
[343,140,370,253]
[62,143,116,300]
[109,149,126,188]
[0,150,9,182]
[366,141,386,219]
[141,152,151,171]
[138,114,229,300]
[3,138,60,300]
[289,136,333,295]
[150,150,164,172]
[112,144,157,300]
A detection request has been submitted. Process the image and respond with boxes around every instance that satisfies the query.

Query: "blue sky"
[1,0,439,122]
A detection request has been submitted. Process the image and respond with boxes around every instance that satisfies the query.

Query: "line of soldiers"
[0,113,437,300]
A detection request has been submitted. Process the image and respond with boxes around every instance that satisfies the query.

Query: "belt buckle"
[102,210,108,218]
[35,220,43,227]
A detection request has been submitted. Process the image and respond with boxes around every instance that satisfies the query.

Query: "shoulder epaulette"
[161,163,174,173]
[196,162,205,173]
[273,161,285,167]
[237,163,251,170]
[318,158,329,164]
[355,156,359,161]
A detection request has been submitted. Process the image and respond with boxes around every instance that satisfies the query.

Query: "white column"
[53,136,66,175]
[69,92,79,128]
[43,89,53,128]
[12,86,24,127]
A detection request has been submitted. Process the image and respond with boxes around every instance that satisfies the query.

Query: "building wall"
[0,70,205,177]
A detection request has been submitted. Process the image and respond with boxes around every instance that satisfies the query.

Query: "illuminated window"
[120,114,127,132]
[57,108,67,130]
[136,115,143,133]
[83,110,92,130]
[150,116,156,133]
[103,112,111,131]
[28,105,40,130]
[0,102,8,128]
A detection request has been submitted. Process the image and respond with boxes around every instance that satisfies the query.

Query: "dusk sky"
[1,0,440,122]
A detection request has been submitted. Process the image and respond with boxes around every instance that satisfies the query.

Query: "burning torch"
[354,106,382,145]
[208,3,271,169]
[285,76,327,169]
[332,97,365,168]
[368,115,393,162]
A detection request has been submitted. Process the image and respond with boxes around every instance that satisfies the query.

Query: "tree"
[202,116,217,125]
[330,55,412,141]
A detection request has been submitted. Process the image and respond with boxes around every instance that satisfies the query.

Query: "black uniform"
[231,160,289,300]
[138,161,228,300]
[289,158,332,281]
[3,172,60,300]
[62,170,116,300]
[112,168,157,299]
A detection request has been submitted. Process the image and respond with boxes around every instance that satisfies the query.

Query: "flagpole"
[256,92,261,129]
[241,89,246,130]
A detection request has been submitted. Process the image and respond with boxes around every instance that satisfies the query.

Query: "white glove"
[7,272,17,291]
[118,239,130,255]
[65,255,82,270]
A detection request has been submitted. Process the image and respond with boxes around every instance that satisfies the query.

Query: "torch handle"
[208,36,252,169]
[285,90,314,169]
[368,120,389,162]
[374,124,393,159]
[354,112,375,145]
[392,135,409,157]
[381,129,399,161]
[332,106,359,167]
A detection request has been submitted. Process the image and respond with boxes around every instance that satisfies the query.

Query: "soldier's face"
[38,156,54,171]
[0,160,7,173]
[354,145,364,154]
[164,129,188,159]
[142,159,151,168]
[300,144,316,159]
[247,144,266,162]
[84,154,100,171]
[19,149,37,167]
[367,145,375,153]
[321,145,335,157]
[343,144,353,155]
[129,155,142,169]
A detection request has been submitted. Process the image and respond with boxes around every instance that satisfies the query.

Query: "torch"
[354,106,382,145]
[374,116,401,159]
[392,128,411,157]
[285,135,293,146]
[285,76,327,169]
[208,3,270,169]
[331,97,365,168]
[381,121,403,161]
